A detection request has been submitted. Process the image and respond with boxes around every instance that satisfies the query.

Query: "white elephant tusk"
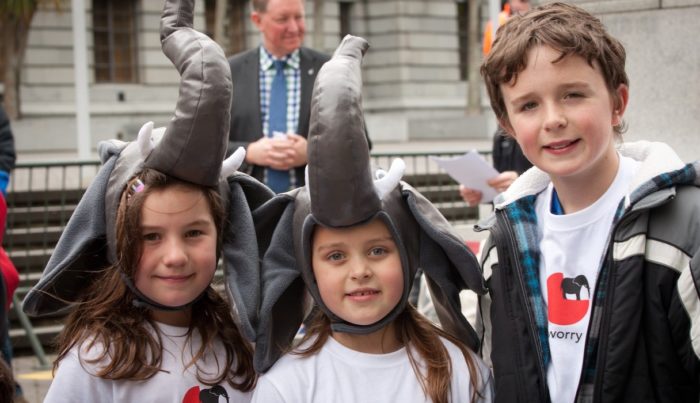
[136,121,156,159]
[220,147,246,179]
[374,158,405,200]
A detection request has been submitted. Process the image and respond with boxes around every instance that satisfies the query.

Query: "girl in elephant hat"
[250,35,494,403]
[22,1,273,401]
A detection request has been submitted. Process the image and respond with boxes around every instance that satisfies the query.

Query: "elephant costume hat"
[22,0,273,342]
[252,34,487,373]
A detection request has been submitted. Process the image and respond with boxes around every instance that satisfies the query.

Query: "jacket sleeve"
[476,233,498,368]
[227,49,262,166]
[664,185,700,362]
[0,106,17,194]
[678,250,700,360]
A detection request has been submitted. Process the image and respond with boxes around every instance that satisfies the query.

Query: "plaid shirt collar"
[259,46,300,71]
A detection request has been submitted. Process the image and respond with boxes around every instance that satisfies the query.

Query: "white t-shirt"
[44,322,252,403]
[536,154,639,403]
[252,335,493,403]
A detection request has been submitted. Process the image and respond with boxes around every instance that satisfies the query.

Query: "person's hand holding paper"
[431,151,500,203]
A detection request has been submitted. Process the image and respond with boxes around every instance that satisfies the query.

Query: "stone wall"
[10,0,700,161]
[572,0,700,162]
[14,0,203,153]
[348,0,484,142]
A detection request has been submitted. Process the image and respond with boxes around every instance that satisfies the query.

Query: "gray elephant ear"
[307,35,376,227]
[401,182,486,351]
[251,192,308,373]
[143,0,231,186]
[22,151,119,316]
[222,173,275,341]
[98,139,128,163]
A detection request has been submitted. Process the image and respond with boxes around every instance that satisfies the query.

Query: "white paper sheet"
[431,150,500,202]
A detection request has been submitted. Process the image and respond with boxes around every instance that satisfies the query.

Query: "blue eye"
[328,252,344,261]
[369,247,387,256]
[521,102,537,111]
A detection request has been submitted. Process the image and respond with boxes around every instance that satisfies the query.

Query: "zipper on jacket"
[576,208,647,402]
[571,235,615,403]
[495,211,549,400]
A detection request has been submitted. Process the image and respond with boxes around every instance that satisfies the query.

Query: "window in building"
[456,0,472,81]
[93,0,138,83]
[0,40,5,89]
[339,1,353,39]
[204,0,248,55]
[204,0,217,38]
[226,0,248,55]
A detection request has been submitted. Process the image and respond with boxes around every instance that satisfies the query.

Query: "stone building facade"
[7,0,700,162]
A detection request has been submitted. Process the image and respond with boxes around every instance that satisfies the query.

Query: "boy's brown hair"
[481,2,629,134]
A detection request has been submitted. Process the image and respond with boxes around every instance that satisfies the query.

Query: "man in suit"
[228,0,328,192]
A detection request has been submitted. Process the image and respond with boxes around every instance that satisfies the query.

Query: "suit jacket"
[228,46,330,185]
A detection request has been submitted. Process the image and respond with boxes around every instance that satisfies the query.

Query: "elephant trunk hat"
[252,35,487,373]
[22,0,273,342]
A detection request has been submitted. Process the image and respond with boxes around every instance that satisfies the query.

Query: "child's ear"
[612,84,629,126]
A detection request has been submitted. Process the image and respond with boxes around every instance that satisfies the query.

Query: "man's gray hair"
[252,0,268,12]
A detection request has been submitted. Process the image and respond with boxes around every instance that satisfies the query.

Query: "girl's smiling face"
[134,184,218,325]
[312,218,403,326]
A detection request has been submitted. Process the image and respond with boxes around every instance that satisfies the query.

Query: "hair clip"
[131,179,145,194]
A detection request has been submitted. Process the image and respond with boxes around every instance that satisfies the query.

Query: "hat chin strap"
[303,212,414,335]
[119,271,207,312]
[326,297,408,335]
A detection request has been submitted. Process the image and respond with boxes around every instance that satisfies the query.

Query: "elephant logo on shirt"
[182,385,229,403]
[547,273,591,325]
[561,274,590,300]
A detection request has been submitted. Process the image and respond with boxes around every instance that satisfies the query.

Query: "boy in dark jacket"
[476,3,700,402]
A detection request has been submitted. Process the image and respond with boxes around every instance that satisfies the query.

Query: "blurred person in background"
[227,0,370,194]
[227,0,328,193]
[0,104,25,403]
[461,0,532,207]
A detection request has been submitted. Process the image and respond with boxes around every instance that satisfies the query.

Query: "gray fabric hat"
[252,35,487,372]
[22,0,273,341]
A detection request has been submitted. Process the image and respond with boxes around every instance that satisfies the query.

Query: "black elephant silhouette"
[200,385,229,403]
[561,275,590,300]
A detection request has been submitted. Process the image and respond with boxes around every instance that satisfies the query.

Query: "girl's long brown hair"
[295,305,483,403]
[53,169,256,391]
